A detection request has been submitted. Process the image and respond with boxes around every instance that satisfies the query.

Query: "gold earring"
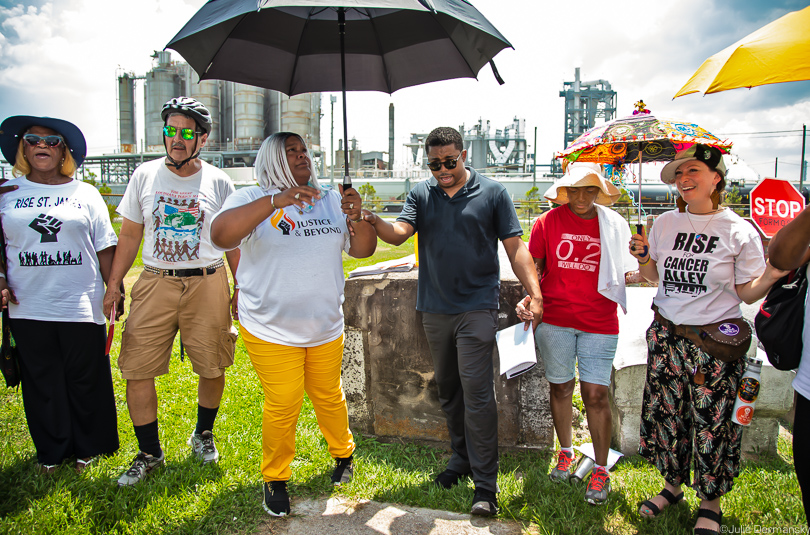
[676,196,687,213]
[710,189,720,210]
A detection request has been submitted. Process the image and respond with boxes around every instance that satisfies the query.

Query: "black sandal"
[639,488,685,518]
[693,508,722,535]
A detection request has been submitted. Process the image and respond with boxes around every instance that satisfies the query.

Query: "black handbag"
[755,264,807,371]
[1,309,19,388]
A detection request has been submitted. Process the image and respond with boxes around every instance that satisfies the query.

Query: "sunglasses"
[22,134,64,147]
[427,152,463,172]
[163,125,200,140]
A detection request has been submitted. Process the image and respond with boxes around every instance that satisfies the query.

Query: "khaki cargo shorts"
[118,266,237,380]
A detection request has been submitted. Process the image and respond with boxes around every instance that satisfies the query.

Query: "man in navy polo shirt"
[366,126,542,516]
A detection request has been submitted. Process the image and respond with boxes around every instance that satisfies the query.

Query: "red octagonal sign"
[750,177,805,238]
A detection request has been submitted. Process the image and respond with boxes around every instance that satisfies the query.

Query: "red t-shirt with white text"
[528,205,619,335]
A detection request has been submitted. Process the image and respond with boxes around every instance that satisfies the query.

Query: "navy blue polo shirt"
[397,167,522,314]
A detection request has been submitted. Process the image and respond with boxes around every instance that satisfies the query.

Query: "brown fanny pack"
[652,305,752,363]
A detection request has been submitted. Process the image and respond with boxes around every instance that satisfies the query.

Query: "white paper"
[496,323,537,379]
[348,254,416,278]
[573,442,624,469]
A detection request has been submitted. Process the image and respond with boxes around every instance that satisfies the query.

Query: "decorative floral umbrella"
[557,103,732,165]
[556,102,732,247]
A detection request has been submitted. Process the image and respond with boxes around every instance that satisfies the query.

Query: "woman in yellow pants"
[210,132,377,516]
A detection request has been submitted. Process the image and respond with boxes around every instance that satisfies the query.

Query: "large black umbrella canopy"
[166,0,512,187]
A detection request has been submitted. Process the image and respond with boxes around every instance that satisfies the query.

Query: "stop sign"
[749,177,805,238]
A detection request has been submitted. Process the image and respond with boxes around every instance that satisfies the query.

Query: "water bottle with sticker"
[731,357,762,426]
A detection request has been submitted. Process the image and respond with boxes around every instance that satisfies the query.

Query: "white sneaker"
[188,430,219,464]
[117,451,164,486]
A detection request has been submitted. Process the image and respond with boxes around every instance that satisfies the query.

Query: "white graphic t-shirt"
[117,158,234,268]
[650,208,765,325]
[212,186,350,347]
[0,177,118,324]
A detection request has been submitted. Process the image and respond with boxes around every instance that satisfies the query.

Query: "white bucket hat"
[544,164,621,206]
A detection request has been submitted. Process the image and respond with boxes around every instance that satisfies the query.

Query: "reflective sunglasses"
[22,134,64,147]
[163,125,200,140]
[426,152,463,172]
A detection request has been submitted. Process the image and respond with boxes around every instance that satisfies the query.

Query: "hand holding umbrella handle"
[634,224,648,257]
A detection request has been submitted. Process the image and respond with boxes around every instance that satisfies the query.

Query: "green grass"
[0,223,805,534]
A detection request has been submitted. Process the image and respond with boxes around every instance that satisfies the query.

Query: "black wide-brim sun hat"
[0,115,87,167]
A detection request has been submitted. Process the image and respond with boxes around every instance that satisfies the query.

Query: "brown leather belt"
[652,304,702,341]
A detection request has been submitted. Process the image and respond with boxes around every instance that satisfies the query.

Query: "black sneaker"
[263,481,291,517]
[434,468,469,489]
[470,487,499,516]
[331,456,353,485]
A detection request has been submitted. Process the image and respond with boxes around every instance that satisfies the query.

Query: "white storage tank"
[234,84,264,150]
[117,73,136,153]
[189,70,221,150]
[144,52,181,152]
[268,92,321,151]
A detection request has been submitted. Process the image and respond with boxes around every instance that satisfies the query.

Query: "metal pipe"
[389,103,395,171]
[330,95,336,186]
[339,7,351,188]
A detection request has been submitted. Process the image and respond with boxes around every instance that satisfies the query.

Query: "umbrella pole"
[637,153,648,256]
[339,7,352,189]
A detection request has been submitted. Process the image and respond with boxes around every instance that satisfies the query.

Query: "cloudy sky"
[1,0,809,181]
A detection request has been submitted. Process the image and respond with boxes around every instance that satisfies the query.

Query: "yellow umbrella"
[674,5,810,98]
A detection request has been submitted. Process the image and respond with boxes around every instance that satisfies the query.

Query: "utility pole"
[330,95,337,186]
[775,157,778,177]
[799,124,807,191]
[533,126,537,187]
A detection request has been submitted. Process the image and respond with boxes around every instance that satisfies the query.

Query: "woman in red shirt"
[517,164,636,505]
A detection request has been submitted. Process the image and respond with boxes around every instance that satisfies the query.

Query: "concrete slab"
[255,497,530,535]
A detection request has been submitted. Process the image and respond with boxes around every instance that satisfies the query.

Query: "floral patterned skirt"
[638,320,746,500]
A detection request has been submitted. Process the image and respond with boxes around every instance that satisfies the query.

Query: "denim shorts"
[535,323,618,386]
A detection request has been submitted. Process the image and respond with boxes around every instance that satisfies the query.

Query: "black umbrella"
[166,0,512,188]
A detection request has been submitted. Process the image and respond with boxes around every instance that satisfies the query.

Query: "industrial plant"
[116,51,322,171]
[0,61,622,205]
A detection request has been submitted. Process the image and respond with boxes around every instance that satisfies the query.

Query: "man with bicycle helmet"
[103,97,240,486]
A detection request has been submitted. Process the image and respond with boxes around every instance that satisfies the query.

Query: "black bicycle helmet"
[161,97,212,134]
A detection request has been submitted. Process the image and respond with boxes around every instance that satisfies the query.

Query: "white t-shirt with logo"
[117,158,234,268]
[212,186,350,347]
[0,177,118,324]
[649,208,765,326]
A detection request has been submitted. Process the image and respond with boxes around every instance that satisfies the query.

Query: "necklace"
[685,207,722,240]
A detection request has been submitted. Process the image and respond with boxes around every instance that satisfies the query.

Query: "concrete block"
[609,287,656,456]
[342,247,553,451]
[740,417,780,457]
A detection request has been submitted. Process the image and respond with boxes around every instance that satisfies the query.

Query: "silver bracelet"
[270,194,275,209]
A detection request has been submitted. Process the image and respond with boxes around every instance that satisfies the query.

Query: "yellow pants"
[242,328,355,482]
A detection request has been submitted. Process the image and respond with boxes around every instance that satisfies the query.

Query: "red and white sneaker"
[584,466,611,505]
[549,450,575,483]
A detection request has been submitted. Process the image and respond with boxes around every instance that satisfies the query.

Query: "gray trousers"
[421,309,499,492]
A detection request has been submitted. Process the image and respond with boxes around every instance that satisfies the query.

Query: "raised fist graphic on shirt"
[29,214,62,243]
[277,218,292,236]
